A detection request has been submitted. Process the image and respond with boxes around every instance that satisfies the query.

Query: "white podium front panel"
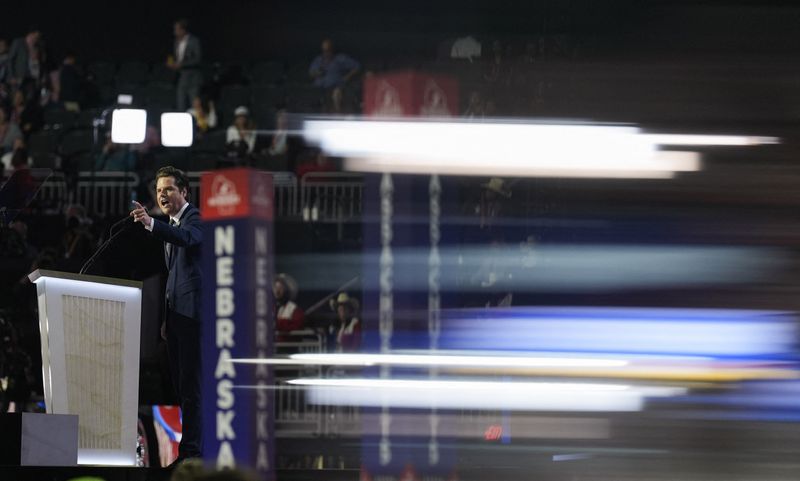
[30,270,142,466]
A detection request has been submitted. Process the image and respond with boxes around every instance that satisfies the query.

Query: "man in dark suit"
[168,19,203,111]
[131,166,203,462]
[8,28,43,86]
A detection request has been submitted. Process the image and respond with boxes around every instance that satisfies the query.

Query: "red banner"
[364,71,459,118]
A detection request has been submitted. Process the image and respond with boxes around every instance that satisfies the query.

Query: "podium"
[28,269,142,466]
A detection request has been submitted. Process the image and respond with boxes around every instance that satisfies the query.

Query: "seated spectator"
[57,51,83,112]
[268,109,289,156]
[295,148,335,179]
[329,292,361,352]
[0,106,23,156]
[10,89,42,137]
[260,109,299,171]
[483,39,512,87]
[187,95,217,135]
[1,138,32,171]
[463,90,486,118]
[274,273,305,335]
[95,134,135,171]
[309,38,359,113]
[225,106,257,159]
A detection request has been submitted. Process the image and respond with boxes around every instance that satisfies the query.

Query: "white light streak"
[229,352,629,368]
[286,377,686,412]
[642,134,779,146]
[302,118,771,178]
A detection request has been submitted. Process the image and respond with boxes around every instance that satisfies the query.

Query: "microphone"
[109,215,134,236]
[79,216,135,275]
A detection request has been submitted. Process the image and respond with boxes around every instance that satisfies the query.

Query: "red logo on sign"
[207,174,241,214]
[484,424,503,441]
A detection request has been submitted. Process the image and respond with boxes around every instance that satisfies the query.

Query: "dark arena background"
[2,1,800,480]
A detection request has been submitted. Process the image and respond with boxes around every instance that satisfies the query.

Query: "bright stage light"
[160,112,194,147]
[110,109,147,144]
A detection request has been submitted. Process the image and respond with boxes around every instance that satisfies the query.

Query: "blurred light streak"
[642,133,779,146]
[277,245,785,292]
[441,307,798,358]
[285,377,687,411]
[290,352,628,367]
[343,156,691,178]
[303,118,774,178]
[230,351,796,382]
[231,352,628,367]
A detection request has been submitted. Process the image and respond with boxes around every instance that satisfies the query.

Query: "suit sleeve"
[150,208,202,247]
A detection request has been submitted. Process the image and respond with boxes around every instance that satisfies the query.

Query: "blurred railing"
[31,170,363,221]
[35,171,70,213]
[274,329,327,437]
[300,172,364,223]
[76,171,141,217]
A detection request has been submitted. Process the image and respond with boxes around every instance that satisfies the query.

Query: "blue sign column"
[200,168,275,479]
[362,173,458,481]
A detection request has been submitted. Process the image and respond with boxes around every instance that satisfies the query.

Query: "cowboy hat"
[482,177,511,197]
[330,291,359,311]
[274,273,299,301]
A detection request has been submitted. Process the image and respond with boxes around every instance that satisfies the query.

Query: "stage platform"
[0,466,360,481]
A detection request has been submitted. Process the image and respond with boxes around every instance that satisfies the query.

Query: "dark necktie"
[166,218,176,265]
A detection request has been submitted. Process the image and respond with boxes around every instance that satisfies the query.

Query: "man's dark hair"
[175,18,190,32]
[156,166,190,194]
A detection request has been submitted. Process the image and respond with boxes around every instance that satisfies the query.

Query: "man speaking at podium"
[131,166,203,464]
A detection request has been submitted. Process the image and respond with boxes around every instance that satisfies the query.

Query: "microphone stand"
[79,217,134,275]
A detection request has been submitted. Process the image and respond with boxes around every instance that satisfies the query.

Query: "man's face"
[156,176,187,217]
[174,23,186,39]
[0,40,7,54]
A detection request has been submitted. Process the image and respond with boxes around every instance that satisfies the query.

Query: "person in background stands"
[309,38,359,113]
[274,273,305,336]
[58,51,84,112]
[8,27,43,87]
[329,292,361,352]
[168,19,203,111]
